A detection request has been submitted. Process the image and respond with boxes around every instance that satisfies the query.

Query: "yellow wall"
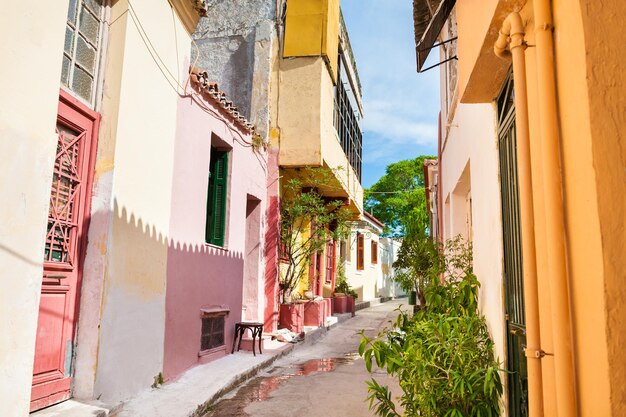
[576,1,626,414]
[455,0,626,414]
[551,0,611,414]
[278,57,324,167]
[277,56,363,213]
[82,0,192,403]
[283,0,340,79]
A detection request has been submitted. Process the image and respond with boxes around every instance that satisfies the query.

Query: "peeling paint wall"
[86,0,193,403]
[0,3,70,415]
[193,0,276,138]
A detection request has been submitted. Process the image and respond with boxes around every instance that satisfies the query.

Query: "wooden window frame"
[371,240,378,265]
[325,241,336,284]
[199,314,226,353]
[205,147,229,246]
[356,232,364,270]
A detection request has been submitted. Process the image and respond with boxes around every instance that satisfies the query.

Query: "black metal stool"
[231,322,264,356]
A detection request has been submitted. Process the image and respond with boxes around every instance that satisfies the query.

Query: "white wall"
[0,2,70,415]
[88,0,193,403]
[379,238,403,298]
[344,220,382,302]
[440,103,506,363]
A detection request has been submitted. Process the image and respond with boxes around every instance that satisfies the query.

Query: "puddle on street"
[203,354,360,417]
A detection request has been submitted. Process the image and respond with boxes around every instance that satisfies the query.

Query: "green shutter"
[206,149,228,246]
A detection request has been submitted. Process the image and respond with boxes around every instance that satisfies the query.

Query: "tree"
[392,230,440,308]
[279,167,351,303]
[365,156,435,237]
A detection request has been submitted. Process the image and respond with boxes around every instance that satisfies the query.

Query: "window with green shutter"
[206,148,229,246]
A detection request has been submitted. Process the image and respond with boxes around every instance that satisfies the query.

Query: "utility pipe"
[494,12,543,417]
[532,0,578,415]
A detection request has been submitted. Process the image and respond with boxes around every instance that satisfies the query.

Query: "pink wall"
[163,93,268,380]
[263,148,280,332]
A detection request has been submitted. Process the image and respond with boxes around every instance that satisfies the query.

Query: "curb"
[188,312,354,416]
[189,343,296,417]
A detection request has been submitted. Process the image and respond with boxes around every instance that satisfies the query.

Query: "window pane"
[61,55,71,86]
[79,7,99,45]
[71,65,93,101]
[83,0,102,14]
[67,0,78,25]
[64,27,75,54]
[76,36,96,74]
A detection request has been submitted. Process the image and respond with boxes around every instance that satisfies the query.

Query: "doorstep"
[30,400,120,417]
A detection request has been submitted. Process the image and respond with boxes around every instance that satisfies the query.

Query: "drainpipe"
[494,12,543,417]
[532,1,578,416]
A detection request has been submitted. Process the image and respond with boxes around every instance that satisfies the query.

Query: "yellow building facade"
[418,0,626,416]
[273,0,364,298]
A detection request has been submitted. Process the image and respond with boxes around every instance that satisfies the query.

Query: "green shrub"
[359,237,503,417]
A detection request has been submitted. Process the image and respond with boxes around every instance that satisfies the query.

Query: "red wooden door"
[325,241,336,289]
[31,92,99,411]
[308,251,322,296]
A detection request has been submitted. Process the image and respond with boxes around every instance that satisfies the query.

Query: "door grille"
[498,72,529,417]
[201,315,225,351]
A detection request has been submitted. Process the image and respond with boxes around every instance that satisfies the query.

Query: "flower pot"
[334,295,355,315]
[279,303,304,333]
[347,295,355,317]
[304,300,325,326]
[408,290,417,305]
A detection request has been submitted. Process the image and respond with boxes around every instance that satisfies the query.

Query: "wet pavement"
[203,300,409,417]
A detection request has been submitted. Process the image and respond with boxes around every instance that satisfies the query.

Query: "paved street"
[204,300,410,417]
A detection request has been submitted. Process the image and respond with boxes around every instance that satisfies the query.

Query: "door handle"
[44,274,67,279]
[510,327,526,336]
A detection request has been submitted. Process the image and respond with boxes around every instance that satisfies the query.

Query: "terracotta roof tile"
[189,66,256,133]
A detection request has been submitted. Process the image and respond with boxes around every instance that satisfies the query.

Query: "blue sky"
[341,0,440,188]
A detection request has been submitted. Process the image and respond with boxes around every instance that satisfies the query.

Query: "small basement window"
[200,315,225,351]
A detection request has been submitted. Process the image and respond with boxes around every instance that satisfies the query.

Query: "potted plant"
[278,167,350,331]
[333,260,358,316]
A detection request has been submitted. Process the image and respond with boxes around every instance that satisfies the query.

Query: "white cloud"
[341,0,440,184]
[362,100,437,146]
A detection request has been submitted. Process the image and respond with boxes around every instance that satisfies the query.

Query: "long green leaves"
[359,238,503,417]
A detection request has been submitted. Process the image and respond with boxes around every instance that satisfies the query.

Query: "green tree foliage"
[392,230,441,308]
[359,237,503,417]
[280,167,351,303]
[365,156,436,237]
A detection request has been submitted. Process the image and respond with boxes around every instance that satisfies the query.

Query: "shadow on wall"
[94,199,245,401]
[263,195,280,332]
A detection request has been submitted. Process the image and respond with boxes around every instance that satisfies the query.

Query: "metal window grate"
[61,0,104,104]
[333,57,362,182]
[45,127,86,265]
[201,315,225,351]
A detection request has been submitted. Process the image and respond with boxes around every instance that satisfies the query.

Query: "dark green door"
[497,73,529,417]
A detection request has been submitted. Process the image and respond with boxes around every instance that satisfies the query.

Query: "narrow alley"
[2,0,624,416]
[204,300,410,417]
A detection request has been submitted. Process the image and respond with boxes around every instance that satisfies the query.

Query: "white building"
[342,212,402,301]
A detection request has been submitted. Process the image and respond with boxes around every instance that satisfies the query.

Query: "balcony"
[277,56,363,215]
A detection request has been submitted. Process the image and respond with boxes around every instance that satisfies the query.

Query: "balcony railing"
[333,79,362,182]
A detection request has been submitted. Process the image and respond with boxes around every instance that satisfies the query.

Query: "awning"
[413,0,456,72]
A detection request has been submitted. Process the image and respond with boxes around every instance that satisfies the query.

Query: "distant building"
[343,212,401,302]
[194,0,364,329]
